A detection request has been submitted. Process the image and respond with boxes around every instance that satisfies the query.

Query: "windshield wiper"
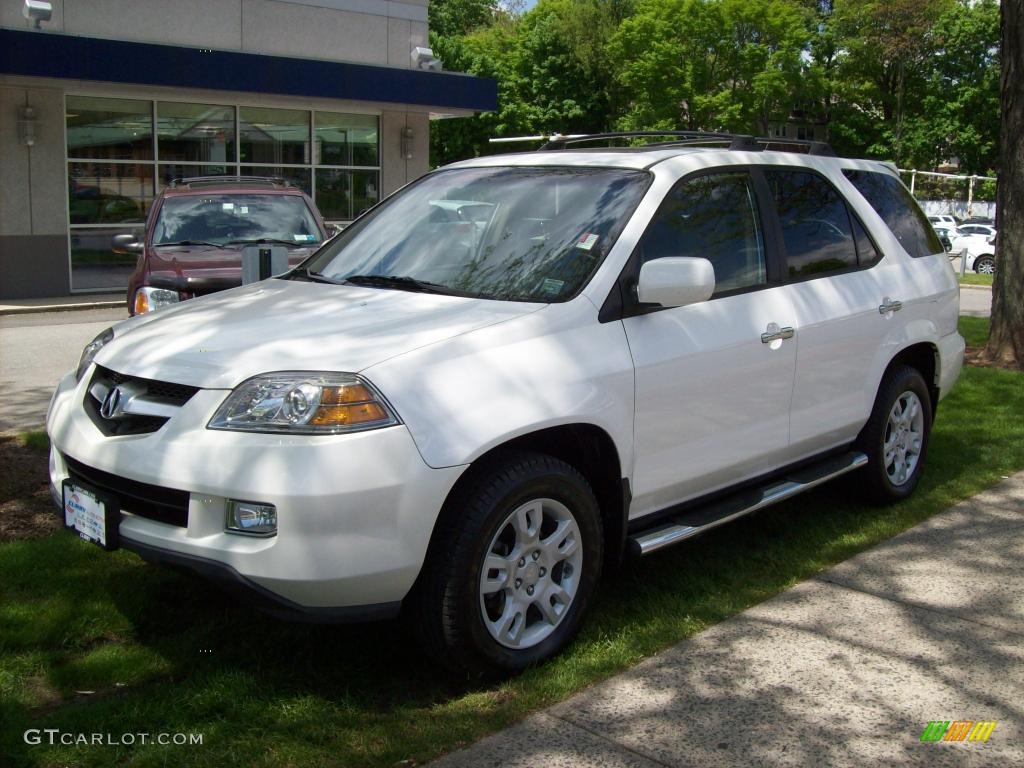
[153,240,221,248]
[343,274,466,296]
[226,238,317,247]
[288,267,342,284]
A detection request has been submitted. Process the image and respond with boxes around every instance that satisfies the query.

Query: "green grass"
[959,315,989,348]
[18,431,49,454]
[958,272,994,287]
[3,325,1023,767]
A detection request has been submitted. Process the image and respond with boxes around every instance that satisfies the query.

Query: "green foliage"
[428,0,1001,171]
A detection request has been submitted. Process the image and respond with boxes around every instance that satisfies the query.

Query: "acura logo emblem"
[100,386,124,419]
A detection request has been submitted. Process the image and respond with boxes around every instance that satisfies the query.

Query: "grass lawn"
[2,319,1022,768]
[958,272,994,287]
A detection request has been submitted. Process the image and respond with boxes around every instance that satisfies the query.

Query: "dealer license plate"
[62,480,119,550]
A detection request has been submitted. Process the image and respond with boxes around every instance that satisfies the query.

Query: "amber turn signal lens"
[320,384,375,405]
[309,402,389,426]
[133,291,149,315]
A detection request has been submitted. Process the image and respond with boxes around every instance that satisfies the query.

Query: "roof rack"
[493,131,836,157]
[169,175,293,189]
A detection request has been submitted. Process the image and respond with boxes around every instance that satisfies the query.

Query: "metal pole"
[966,175,975,219]
[960,247,968,277]
[910,169,917,195]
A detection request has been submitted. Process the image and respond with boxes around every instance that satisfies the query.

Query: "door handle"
[879,298,903,314]
[761,323,795,344]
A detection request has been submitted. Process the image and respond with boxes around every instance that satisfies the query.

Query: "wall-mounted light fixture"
[411,46,442,72]
[400,126,414,160]
[22,0,53,29]
[17,105,38,147]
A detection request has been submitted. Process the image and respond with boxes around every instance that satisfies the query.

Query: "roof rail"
[496,130,837,157]
[169,175,292,189]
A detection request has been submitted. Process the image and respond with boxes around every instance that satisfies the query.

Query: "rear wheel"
[856,365,933,504]
[412,452,602,675]
[974,255,995,274]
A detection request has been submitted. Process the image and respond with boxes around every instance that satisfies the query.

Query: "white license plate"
[63,482,114,548]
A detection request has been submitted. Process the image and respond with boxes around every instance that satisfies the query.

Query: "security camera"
[22,0,52,28]
[411,46,442,72]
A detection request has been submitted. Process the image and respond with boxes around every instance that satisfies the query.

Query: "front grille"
[64,454,189,528]
[86,366,200,436]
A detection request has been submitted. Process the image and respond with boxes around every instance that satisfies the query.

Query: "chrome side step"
[628,451,868,556]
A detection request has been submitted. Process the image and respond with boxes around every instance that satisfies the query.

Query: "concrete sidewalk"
[432,474,1024,767]
[0,293,123,316]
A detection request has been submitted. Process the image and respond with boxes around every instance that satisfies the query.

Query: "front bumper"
[47,368,466,614]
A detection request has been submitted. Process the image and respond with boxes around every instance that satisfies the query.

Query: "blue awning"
[0,28,497,112]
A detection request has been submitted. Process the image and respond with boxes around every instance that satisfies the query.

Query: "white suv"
[47,133,964,673]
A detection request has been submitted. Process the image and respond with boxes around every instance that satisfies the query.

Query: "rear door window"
[842,169,943,258]
[766,170,857,278]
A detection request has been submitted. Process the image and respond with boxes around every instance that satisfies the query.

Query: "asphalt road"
[0,288,992,434]
[0,307,128,433]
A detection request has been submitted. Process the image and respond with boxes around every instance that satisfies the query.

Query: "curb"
[959,284,993,292]
[0,300,124,316]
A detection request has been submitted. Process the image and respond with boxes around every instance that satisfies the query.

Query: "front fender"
[363,301,636,472]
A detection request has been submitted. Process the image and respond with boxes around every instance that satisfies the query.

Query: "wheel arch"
[423,423,629,580]
[882,342,940,418]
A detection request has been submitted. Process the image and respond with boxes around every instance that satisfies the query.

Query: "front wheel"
[412,452,603,676]
[856,365,933,504]
[974,256,995,274]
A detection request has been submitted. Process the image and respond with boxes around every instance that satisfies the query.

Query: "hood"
[146,245,316,291]
[96,279,544,389]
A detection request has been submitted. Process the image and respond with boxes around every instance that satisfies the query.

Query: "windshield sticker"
[222,203,235,211]
[541,278,564,295]
[575,233,599,251]
[293,234,316,241]
[240,206,249,214]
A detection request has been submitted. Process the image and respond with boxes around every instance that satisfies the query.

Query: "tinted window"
[852,216,880,267]
[638,172,766,294]
[767,170,857,278]
[842,170,943,258]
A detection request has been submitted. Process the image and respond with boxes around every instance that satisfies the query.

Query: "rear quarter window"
[842,170,943,258]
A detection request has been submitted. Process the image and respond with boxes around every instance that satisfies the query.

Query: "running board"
[628,451,868,556]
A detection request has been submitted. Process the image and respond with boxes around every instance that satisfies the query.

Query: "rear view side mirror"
[111,233,143,255]
[326,224,343,238]
[637,257,715,308]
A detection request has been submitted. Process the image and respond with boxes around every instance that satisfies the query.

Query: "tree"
[610,0,811,133]
[985,0,1024,368]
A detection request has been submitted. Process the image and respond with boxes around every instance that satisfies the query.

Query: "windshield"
[152,194,322,246]
[297,166,650,301]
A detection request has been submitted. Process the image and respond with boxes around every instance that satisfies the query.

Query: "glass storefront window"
[239,107,310,166]
[316,112,378,167]
[157,102,235,163]
[70,225,144,290]
[240,166,312,195]
[315,170,380,220]
[68,162,153,224]
[66,96,153,161]
[157,164,233,189]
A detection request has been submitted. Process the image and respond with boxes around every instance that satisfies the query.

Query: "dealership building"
[0,0,496,298]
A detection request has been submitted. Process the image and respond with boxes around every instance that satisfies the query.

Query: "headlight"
[208,372,399,434]
[134,286,180,314]
[76,327,114,381]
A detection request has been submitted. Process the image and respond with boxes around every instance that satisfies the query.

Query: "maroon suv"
[118,177,330,315]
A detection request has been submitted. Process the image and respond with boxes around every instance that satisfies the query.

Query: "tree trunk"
[985,0,1024,368]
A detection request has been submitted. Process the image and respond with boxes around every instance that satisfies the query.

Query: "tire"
[855,365,933,504]
[411,451,603,676]
[974,256,995,275]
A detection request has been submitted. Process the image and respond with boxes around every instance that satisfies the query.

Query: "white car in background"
[951,231,997,274]
[47,132,964,674]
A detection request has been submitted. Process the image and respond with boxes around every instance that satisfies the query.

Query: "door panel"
[626,288,797,517]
